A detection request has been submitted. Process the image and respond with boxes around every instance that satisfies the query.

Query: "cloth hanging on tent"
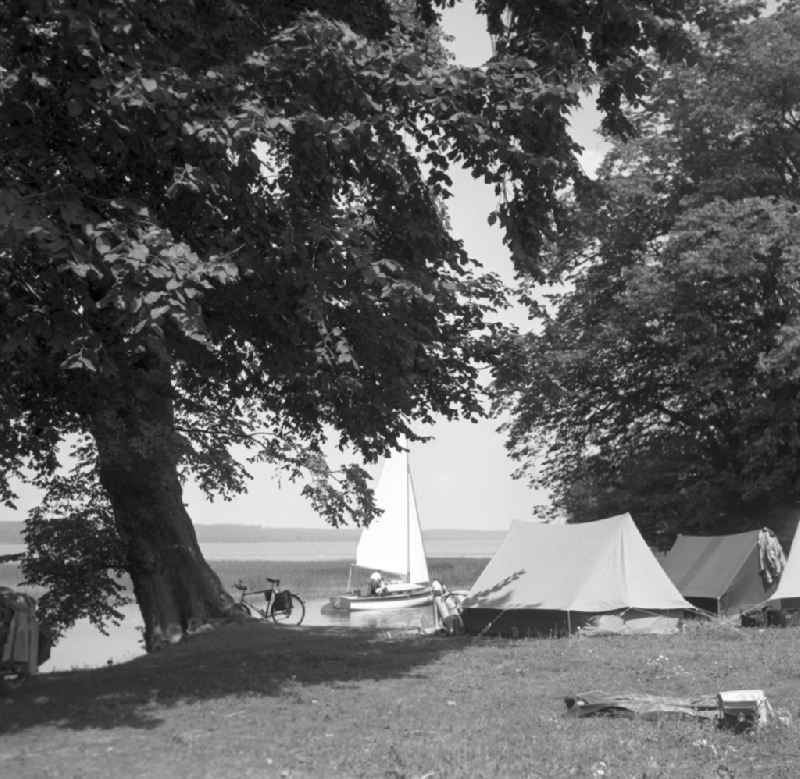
[758,528,786,585]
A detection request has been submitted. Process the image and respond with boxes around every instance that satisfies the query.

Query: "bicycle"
[233,577,305,626]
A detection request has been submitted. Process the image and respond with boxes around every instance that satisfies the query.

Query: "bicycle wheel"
[270,593,305,626]
[234,600,266,620]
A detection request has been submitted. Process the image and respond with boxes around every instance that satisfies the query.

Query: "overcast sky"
[0,6,608,531]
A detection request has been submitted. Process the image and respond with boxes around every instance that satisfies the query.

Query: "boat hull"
[328,587,433,612]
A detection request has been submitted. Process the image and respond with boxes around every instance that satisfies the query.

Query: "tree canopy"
[0,0,741,645]
[494,4,800,544]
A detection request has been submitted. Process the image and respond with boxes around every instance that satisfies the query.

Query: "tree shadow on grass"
[1,621,470,733]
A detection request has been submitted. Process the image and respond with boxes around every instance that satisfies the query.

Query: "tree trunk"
[90,364,234,652]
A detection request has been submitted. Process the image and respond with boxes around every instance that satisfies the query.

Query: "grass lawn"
[3,619,800,778]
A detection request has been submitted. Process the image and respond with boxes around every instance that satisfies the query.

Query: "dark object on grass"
[717,690,775,732]
[740,607,786,628]
[564,691,719,721]
[566,690,786,732]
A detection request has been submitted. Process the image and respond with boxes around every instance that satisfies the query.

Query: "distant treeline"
[196,525,362,543]
[0,521,363,545]
[196,525,506,544]
[0,522,23,544]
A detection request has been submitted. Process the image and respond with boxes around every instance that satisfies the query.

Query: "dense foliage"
[21,471,129,642]
[1,0,737,642]
[495,5,800,544]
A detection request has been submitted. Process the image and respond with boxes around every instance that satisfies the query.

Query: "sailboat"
[328,438,433,611]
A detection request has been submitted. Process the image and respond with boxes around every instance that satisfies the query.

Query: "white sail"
[355,439,429,585]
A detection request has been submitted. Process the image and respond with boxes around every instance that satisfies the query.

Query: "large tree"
[1,0,740,647]
[494,5,800,543]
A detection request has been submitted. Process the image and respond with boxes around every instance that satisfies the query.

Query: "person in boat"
[369,571,388,596]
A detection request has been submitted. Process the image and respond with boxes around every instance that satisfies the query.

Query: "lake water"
[14,533,500,673]
[39,598,442,673]
[2,534,501,564]
[202,535,501,560]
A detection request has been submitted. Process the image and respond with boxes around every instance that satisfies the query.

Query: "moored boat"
[329,585,433,612]
[328,437,432,612]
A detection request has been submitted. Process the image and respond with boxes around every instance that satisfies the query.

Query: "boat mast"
[405,454,429,585]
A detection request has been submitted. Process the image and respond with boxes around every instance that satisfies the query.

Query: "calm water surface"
[200,537,499,560]
[42,598,439,672]
[3,535,500,563]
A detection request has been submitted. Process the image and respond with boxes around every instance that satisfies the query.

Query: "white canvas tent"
[461,513,694,636]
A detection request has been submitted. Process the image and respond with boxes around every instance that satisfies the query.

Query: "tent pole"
[406,459,411,584]
[567,610,572,635]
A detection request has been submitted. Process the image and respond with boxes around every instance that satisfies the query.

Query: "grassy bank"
[3,620,800,777]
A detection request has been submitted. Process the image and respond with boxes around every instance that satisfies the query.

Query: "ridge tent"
[460,514,694,637]
[660,530,785,615]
